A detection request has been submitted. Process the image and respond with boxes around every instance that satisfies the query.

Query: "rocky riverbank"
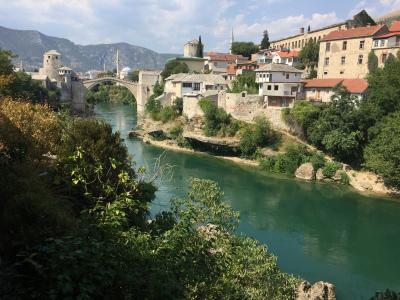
[130,116,398,197]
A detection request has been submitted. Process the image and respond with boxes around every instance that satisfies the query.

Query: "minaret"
[116,49,120,78]
[230,28,234,54]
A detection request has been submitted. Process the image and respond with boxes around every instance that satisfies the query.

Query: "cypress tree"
[196,35,204,58]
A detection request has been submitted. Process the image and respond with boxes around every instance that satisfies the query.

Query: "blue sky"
[0,0,399,53]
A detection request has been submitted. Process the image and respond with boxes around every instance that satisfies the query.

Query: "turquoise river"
[95,103,400,300]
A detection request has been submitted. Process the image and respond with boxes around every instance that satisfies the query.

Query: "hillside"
[376,9,400,24]
[0,25,176,72]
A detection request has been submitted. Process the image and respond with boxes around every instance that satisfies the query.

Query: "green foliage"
[196,35,204,58]
[239,116,278,157]
[368,51,379,73]
[128,70,139,81]
[308,68,318,79]
[199,98,239,137]
[86,83,136,105]
[161,60,190,79]
[231,42,259,58]
[260,30,270,49]
[152,80,164,97]
[228,71,258,94]
[169,124,184,139]
[172,97,183,115]
[299,39,319,70]
[0,48,14,75]
[364,111,400,189]
[282,101,321,137]
[339,171,350,185]
[159,106,176,123]
[260,144,311,176]
[322,161,340,178]
[308,151,326,170]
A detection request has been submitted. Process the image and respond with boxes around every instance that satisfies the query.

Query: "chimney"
[300,27,305,34]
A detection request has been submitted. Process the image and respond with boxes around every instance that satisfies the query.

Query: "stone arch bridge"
[83,74,158,114]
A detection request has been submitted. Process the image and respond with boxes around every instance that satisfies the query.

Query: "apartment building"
[317,24,388,79]
[270,24,344,51]
[255,63,303,107]
[372,21,400,67]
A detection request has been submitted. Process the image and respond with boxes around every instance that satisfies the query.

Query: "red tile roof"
[277,50,299,58]
[375,31,400,39]
[390,21,400,32]
[304,78,368,94]
[205,52,245,62]
[322,24,386,41]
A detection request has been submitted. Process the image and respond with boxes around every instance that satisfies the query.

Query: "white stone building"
[255,63,303,108]
[272,50,300,66]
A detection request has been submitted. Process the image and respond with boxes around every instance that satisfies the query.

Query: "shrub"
[199,98,236,137]
[169,124,184,139]
[239,116,278,157]
[322,161,340,178]
[308,151,326,170]
[172,97,183,116]
[260,144,311,176]
[159,106,176,123]
[339,171,350,185]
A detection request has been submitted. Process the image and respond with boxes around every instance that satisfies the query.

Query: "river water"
[95,103,400,299]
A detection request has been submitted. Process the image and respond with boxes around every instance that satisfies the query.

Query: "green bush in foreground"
[322,161,341,178]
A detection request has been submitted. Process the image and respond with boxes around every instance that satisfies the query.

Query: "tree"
[196,35,204,58]
[298,39,319,76]
[231,42,259,58]
[128,70,139,82]
[307,85,365,164]
[228,71,258,94]
[260,30,270,50]
[161,60,189,79]
[368,51,379,73]
[364,110,400,189]
[239,116,278,157]
[0,49,14,76]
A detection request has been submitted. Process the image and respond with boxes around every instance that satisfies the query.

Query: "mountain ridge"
[0,25,176,72]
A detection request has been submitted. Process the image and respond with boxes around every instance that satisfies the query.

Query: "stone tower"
[40,50,62,81]
[183,39,199,57]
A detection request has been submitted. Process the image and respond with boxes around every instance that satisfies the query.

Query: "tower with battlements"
[39,50,62,81]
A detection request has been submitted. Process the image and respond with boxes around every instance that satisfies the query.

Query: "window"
[286,73,290,79]
[182,82,192,88]
[324,71,328,75]
[380,40,385,47]
[374,40,379,47]
[193,83,200,91]
[267,85,272,90]
[359,40,365,49]
[274,85,279,91]
[342,41,347,50]
[326,42,331,51]
[382,53,387,63]
[341,56,346,65]
[340,70,344,74]
[214,62,218,66]
[358,55,363,64]
[325,57,330,66]
[55,56,58,59]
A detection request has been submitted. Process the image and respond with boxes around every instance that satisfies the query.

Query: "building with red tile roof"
[372,22,400,67]
[204,52,247,74]
[304,78,368,102]
[390,21,400,32]
[318,24,389,79]
[272,50,300,66]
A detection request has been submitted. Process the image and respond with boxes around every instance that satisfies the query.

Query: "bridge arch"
[83,77,147,113]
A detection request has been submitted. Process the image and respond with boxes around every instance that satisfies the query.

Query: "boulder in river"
[295,163,315,181]
[296,281,336,300]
